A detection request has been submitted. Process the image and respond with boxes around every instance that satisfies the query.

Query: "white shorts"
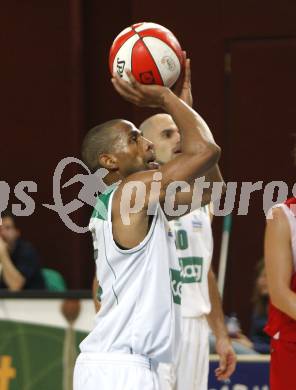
[158,316,209,390]
[74,352,160,390]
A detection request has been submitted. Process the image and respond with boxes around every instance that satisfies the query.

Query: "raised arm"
[171,59,225,210]
[112,68,221,209]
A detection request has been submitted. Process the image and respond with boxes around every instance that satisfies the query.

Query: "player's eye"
[162,130,173,139]
[130,133,139,143]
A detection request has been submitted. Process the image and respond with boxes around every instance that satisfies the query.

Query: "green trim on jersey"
[92,185,117,221]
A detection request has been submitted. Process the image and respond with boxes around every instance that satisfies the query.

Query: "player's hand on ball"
[111,70,171,108]
[172,52,193,107]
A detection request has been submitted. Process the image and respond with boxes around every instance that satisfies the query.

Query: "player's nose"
[142,136,154,152]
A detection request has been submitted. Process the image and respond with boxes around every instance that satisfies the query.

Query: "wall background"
[1,0,296,333]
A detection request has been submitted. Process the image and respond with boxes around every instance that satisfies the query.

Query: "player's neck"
[105,171,122,186]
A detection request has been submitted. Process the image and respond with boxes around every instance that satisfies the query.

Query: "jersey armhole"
[107,189,159,254]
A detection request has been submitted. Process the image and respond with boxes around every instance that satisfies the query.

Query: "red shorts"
[270,338,296,389]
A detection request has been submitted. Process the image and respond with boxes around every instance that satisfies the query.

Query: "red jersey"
[264,197,296,342]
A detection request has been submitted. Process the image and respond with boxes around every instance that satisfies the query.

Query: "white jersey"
[169,207,213,318]
[80,187,181,364]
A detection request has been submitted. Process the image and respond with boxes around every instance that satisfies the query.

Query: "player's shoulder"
[268,206,285,220]
[190,206,211,221]
[267,198,296,221]
[266,204,290,235]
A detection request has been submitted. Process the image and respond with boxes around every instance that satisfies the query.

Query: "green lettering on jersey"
[179,257,203,283]
[170,268,182,305]
[175,230,188,250]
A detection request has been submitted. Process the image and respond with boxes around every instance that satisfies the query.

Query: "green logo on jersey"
[175,229,188,250]
[179,257,203,283]
[170,268,182,305]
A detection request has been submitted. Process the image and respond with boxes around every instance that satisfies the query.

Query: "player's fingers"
[215,368,228,381]
[215,367,224,375]
[111,78,147,107]
[224,360,236,377]
[125,70,141,89]
[216,373,230,381]
[224,354,237,377]
[112,76,141,99]
[184,59,191,85]
[215,354,236,381]
[114,73,140,95]
[111,78,140,104]
[125,70,155,100]
[219,354,227,372]
[216,363,233,380]
[215,356,227,380]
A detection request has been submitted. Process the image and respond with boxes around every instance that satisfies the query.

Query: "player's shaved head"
[81,119,127,172]
[139,113,174,139]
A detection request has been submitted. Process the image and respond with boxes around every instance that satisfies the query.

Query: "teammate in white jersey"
[141,111,236,388]
[74,59,222,390]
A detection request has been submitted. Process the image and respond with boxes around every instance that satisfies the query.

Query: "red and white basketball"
[109,22,184,88]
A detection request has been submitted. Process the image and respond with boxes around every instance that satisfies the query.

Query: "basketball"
[109,22,184,88]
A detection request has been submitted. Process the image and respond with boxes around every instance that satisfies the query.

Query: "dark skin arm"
[111,62,221,248]
[171,158,225,214]
[172,58,225,209]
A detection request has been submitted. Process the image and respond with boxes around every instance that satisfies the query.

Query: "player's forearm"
[205,165,224,185]
[200,165,226,206]
[1,254,25,291]
[206,268,229,339]
[162,91,220,158]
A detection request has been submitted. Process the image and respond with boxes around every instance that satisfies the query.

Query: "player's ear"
[99,154,118,171]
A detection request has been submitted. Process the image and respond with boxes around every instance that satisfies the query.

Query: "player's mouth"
[173,145,182,155]
[146,155,159,170]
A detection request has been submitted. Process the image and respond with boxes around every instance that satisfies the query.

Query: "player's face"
[0,217,20,247]
[113,121,157,176]
[146,116,180,164]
